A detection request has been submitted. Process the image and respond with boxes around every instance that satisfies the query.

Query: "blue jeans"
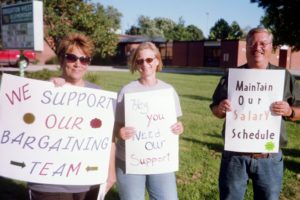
[116,160,178,200]
[219,151,283,200]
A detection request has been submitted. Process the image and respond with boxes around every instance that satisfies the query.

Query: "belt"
[228,152,274,159]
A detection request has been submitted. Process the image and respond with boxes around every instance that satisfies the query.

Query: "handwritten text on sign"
[125,88,178,174]
[0,74,117,185]
[225,69,284,153]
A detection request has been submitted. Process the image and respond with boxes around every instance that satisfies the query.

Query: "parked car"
[0,49,36,67]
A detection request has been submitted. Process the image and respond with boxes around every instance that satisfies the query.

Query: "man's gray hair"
[246,27,273,44]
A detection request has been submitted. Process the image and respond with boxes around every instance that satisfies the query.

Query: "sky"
[92,0,265,37]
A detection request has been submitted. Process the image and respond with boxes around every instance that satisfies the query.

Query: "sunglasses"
[136,57,155,65]
[64,53,91,65]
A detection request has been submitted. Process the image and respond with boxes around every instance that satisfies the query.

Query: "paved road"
[1,64,300,77]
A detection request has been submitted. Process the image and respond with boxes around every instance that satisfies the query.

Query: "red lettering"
[39,162,53,176]
[5,83,31,105]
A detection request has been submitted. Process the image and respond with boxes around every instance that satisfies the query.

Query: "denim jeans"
[116,160,178,200]
[219,150,283,200]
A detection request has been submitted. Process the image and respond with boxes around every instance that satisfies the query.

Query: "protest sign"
[0,74,117,185]
[225,68,285,153]
[125,88,178,174]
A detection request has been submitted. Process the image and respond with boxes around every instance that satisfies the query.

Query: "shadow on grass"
[180,94,212,102]
[182,135,300,174]
[104,189,120,200]
[202,132,223,139]
[284,159,300,174]
[181,135,223,153]
[0,176,29,200]
[282,148,300,158]
[282,148,300,174]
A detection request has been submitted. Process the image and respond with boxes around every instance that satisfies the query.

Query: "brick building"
[35,35,300,70]
[171,40,300,69]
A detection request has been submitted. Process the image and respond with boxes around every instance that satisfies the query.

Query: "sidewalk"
[161,67,225,75]
[0,64,129,72]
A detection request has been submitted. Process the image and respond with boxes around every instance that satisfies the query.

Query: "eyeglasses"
[136,57,156,65]
[247,42,271,49]
[64,53,91,65]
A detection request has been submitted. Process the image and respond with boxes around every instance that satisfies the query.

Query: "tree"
[186,25,205,40]
[228,21,243,39]
[209,18,231,40]
[154,17,176,40]
[125,16,204,41]
[43,0,121,57]
[209,19,244,40]
[241,26,252,39]
[172,17,188,41]
[125,26,141,35]
[251,0,300,50]
[137,15,164,37]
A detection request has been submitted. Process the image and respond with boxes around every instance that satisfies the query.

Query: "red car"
[0,49,36,67]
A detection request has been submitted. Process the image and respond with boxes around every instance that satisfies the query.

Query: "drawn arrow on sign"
[10,161,26,168]
[86,166,98,172]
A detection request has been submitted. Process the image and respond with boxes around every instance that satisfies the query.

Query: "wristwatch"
[289,108,295,119]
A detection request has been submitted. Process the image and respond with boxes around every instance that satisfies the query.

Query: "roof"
[118,35,166,43]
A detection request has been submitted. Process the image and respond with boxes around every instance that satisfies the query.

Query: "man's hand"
[271,101,292,117]
[212,99,232,118]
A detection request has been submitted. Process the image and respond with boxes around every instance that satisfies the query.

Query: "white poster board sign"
[125,88,178,174]
[1,1,44,51]
[0,74,117,185]
[225,68,285,153]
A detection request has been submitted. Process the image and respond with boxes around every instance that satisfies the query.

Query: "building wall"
[159,42,173,65]
[172,41,205,67]
[220,40,239,67]
[289,51,300,69]
[171,40,300,69]
[237,41,247,66]
[187,41,204,67]
[269,48,280,66]
[236,41,295,68]
[172,42,189,66]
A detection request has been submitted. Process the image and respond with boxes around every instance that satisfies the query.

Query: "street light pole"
[206,12,209,37]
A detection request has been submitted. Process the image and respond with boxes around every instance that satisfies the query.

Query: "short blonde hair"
[128,42,163,74]
[57,33,95,63]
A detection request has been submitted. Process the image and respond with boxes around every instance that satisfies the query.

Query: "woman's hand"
[171,121,184,135]
[50,77,67,87]
[119,126,136,140]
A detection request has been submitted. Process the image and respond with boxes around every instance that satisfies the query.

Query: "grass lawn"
[1,69,299,200]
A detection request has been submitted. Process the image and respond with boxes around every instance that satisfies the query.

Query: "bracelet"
[288,108,295,119]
